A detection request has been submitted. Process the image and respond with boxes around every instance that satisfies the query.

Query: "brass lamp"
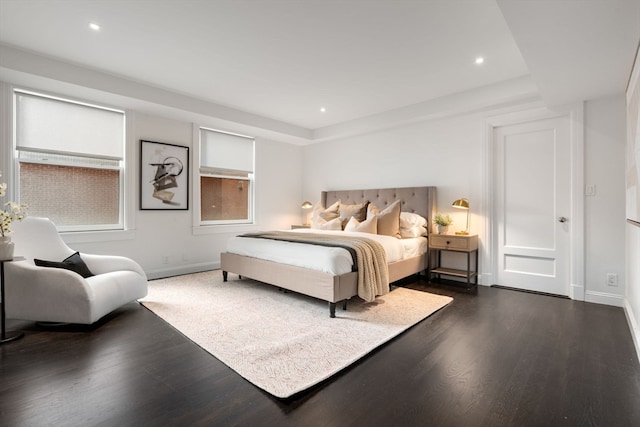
[301,201,313,225]
[451,198,470,235]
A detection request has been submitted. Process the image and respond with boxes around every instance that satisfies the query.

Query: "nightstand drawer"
[430,235,478,251]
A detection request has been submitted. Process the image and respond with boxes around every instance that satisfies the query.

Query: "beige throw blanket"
[240,231,389,302]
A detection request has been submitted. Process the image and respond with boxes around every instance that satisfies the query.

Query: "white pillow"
[344,216,378,234]
[400,212,427,228]
[400,225,427,238]
[312,217,342,230]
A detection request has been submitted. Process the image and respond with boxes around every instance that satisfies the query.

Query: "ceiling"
[0,0,638,135]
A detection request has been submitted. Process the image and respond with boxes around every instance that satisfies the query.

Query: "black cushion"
[34,252,95,278]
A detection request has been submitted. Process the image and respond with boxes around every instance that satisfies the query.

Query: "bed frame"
[221,186,437,317]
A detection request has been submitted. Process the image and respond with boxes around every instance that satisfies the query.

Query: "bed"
[221,186,437,317]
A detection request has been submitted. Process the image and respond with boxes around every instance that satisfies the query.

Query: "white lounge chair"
[4,217,148,324]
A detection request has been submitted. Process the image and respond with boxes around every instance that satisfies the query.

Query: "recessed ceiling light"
[89,22,101,31]
[320,107,326,113]
[475,57,484,65]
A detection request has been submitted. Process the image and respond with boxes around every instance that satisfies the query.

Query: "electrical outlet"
[607,273,618,287]
[162,256,169,265]
[586,185,596,196]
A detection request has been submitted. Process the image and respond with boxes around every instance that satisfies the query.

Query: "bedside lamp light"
[301,201,313,226]
[452,198,470,235]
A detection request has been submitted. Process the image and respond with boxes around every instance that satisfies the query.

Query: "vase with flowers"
[0,172,28,260]
[433,213,453,235]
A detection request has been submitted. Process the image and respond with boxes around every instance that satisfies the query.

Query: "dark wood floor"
[2,278,640,427]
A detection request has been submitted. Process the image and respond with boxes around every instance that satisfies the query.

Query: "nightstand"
[428,234,478,289]
[291,225,310,229]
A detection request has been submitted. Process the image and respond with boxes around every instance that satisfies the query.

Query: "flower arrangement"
[0,172,28,237]
[433,213,453,227]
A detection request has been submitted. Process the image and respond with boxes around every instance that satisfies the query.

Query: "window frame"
[12,87,128,233]
[193,124,256,232]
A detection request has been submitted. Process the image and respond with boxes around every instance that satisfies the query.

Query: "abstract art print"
[627,44,640,226]
[140,140,189,210]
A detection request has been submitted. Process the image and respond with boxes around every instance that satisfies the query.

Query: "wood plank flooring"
[1,278,639,427]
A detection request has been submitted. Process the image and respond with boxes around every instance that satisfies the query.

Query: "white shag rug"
[140,270,452,398]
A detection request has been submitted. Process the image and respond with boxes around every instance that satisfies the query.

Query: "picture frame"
[627,43,640,227]
[140,140,189,210]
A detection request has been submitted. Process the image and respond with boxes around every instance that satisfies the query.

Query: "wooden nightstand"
[428,234,478,289]
[291,225,310,229]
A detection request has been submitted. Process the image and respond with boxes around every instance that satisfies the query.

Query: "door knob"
[558,217,568,223]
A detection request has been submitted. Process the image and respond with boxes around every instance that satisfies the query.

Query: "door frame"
[481,104,585,300]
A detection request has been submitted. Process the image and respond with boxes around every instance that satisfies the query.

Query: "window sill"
[192,223,260,235]
[61,229,136,244]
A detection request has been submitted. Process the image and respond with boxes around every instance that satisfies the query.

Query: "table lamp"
[452,198,469,235]
[301,201,313,226]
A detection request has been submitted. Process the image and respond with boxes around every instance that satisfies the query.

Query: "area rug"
[140,270,452,398]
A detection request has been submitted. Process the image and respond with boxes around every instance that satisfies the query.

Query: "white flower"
[0,172,28,237]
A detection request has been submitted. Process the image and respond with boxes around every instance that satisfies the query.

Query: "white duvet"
[225,228,428,275]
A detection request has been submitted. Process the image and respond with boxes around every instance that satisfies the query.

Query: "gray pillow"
[35,252,95,278]
[339,201,369,228]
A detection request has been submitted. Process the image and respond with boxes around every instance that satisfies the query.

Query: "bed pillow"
[310,200,340,228]
[400,212,427,228]
[400,225,427,238]
[34,252,95,278]
[367,200,401,238]
[399,212,428,238]
[311,216,342,230]
[339,201,369,228]
[344,215,377,234]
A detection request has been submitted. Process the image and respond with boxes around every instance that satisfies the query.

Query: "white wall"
[0,81,303,279]
[303,112,485,231]
[0,53,630,310]
[626,223,640,361]
[583,95,627,305]
[303,110,488,277]
[303,95,628,304]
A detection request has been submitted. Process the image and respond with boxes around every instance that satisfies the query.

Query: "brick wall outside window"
[20,163,119,226]
[200,176,249,221]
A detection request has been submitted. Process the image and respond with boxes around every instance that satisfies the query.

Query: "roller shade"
[200,128,254,174]
[15,91,124,160]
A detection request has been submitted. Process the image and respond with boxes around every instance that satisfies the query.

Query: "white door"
[494,116,571,296]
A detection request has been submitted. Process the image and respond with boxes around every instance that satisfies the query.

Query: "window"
[199,127,254,225]
[14,90,125,231]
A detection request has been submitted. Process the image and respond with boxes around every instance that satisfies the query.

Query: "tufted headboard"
[321,186,437,233]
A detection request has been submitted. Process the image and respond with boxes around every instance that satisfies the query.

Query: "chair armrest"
[81,254,147,278]
[4,260,95,321]
[5,260,91,295]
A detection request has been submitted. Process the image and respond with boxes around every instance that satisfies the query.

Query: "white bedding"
[225,229,428,275]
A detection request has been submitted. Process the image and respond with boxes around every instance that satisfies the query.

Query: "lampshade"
[451,198,469,210]
[301,201,313,209]
[451,198,470,235]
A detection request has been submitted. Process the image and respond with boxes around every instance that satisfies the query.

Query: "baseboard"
[478,273,492,286]
[145,261,219,280]
[584,290,625,307]
[570,283,585,301]
[624,299,640,364]
[491,285,569,299]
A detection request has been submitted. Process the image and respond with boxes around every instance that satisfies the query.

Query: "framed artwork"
[140,140,189,210]
[627,43,640,227]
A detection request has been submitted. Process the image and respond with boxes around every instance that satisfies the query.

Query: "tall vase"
[0,235,15,261]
